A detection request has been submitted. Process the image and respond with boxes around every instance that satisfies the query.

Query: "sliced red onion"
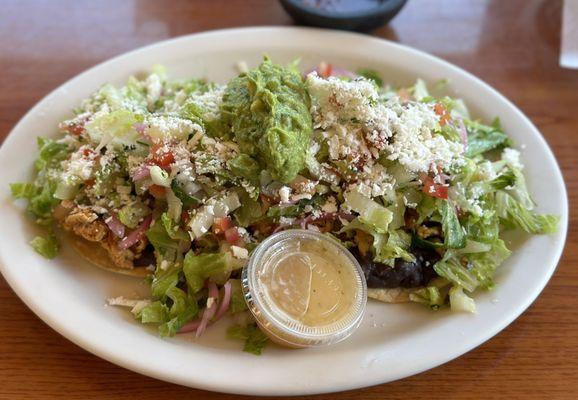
[304,65,357,79]
[178,318,203,334]
[119,215,152,250]
[331,66,357,79]
[132,165,150,181]
[457,118,468,151]
[273,224,289,233]
[213,281,232,322]
[196,281,219,338]
[178,281,233,335]
[338,212,355,222]
[105,214,125,238]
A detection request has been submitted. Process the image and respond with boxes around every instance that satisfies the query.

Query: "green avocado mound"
[221,58,313,183]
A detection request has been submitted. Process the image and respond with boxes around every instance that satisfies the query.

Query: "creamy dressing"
[259,237,357,327]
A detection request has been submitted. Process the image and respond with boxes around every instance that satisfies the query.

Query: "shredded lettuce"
[29,234,59,259]
[151,263,181,299]
[356,68,383,87]
[434,256,478,293]
[345,191,393,233]
[158,287,198,337]
[34,137,70,171]
[146,218,180,256]
[229,279,248,313]
[467,239,511,290]
[234,190,264,227]
[496,192,559,234]
[10,183,36,199]
[149,165,171,187]
[227,154,261,185]
[464,118,511,157]
[226,323,268,355]
[171,180,200,207]
[183,251,232,294]
[85,109,141,146]
[409,286,443,310]
[449,285,476,313]
[440,199,466,249]
[118,202,151,229]
[161,213,189,241]
[135,287,198,337]
[136,301,169,324]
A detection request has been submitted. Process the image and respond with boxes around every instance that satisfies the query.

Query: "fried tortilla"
[367,278,450,303]
[66,233,151,278]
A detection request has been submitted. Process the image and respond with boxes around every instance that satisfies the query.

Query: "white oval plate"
[0,27,568,395]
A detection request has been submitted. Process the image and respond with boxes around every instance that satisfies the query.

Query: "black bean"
[353,247,441,289]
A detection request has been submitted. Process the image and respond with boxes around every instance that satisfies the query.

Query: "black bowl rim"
[280,0,407,21]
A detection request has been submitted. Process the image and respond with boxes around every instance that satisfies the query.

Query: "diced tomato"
[181,210,191,224]
[420,173,449,199]
[148,184,166,199]
[224,227,242,246]
[150,143,175,168]
[59,121,85,136]
[212,217,233,235]
[318,62,333,79]
[434,103,451,126]
[259,194,271,213]
[84,178,95,188]
[82,148,94,158]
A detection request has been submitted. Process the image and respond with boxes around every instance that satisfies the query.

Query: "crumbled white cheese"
[106,296,151,314]
[147,115,201,142]
[306,73,394,134]
[384,100,463,172]
[185,85,225,121]
[61,146,97,183]
[279,186,291,203]
[307,74,464,175]
[231,245,249,259]
[477,160,497,180]
[206,297,215,309]
[502,148,524,170]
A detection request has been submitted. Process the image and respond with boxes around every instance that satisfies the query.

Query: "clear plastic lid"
[242,229,367,348]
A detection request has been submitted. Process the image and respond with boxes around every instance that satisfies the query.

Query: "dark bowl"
[279,0,408,32]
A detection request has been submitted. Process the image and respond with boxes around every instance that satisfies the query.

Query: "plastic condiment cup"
[242,229,367,348]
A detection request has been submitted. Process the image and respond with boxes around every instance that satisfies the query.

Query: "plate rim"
[0,26,569,395]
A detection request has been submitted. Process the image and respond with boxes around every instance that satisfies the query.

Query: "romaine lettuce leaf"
[434,256,478,293]
[183,251,232,294]
[158,287,198,337]
[496,192,558,234]
[234,190,263,227]
[464,118,511,157]
[227,154,261,185]
[29,234,59,259]
[440,199,466,249]
[409,286,443,310]
[449,285,476,313]
[356,68,383,87]
[226,323,268,355]
[229,279,248,314]
[344,191,392,233]
[118,202,151,229]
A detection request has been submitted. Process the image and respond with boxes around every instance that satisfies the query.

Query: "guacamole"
[221,58,312,183]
